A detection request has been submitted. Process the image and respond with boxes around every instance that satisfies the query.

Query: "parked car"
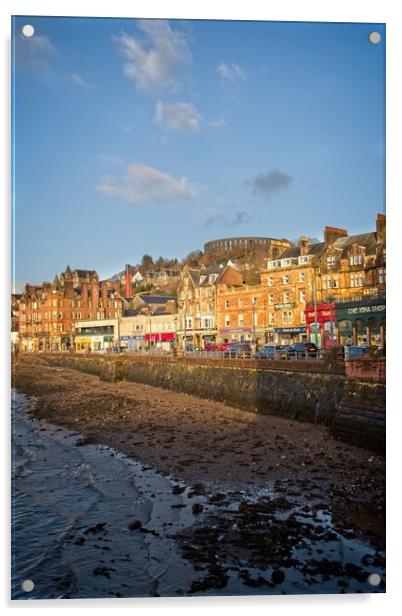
[204,343,217,351]
[185,343,201,352]
[223,342,252,358]
[204,342,231,352]
[344,345,371,359]
[284,342,318,359]
[254,345,287,360]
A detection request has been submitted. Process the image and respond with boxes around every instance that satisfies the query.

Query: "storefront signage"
[345,304,385,315]
[120,335,144,341]
[274,327,307,334]
[220,328,252,334]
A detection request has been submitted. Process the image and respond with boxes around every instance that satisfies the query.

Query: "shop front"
[74,320,119,352]
[274,326,307,346]
[145,332,175,351]
[335,297,386,348]
[120,335,145,351]
[219,327,252,344]
[305,303,337,348]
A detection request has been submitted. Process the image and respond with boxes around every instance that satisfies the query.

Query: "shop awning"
[145,332,175,341]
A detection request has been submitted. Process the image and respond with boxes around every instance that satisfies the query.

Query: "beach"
[12,355,386,596]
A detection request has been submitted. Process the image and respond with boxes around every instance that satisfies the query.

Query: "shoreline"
[12,356,385,544]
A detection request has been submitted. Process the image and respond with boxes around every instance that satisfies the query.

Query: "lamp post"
[147,308,153,350]
[252,298,256,347]
[311,264,319,347]
[183,297,187,351]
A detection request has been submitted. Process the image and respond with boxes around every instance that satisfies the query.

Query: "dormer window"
[298,256,308,265]
[349,254,363,266]
[326,255,337,269]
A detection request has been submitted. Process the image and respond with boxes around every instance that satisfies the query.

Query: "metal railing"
[118,347,345,362]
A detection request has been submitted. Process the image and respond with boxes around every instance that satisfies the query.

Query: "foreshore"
[12,355,386,594]
[12,356,385,538]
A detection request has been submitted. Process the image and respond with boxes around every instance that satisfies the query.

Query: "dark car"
[185,343,201,352]
[223,342,252,358]
[254,345,287,360]
[285,342,318,359]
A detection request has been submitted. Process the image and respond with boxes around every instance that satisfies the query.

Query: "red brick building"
[18,266,124,352]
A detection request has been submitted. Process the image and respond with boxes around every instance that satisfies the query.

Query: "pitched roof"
[73,269,98,278]
[137,294,176,304]
[333,232,377,255]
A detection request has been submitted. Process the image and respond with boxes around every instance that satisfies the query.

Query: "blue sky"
[12,17,385,287]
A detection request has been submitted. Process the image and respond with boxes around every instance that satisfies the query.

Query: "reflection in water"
[11,391,385,599]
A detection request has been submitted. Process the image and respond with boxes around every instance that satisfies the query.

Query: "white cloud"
[115,20,191,94]
[16,33,56,72]
[71,72,95,89]
[155,101,202,133]
[216,62,246,82]
[96,163,203,204]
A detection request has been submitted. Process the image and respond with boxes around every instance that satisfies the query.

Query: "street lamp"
[183,297,187,351]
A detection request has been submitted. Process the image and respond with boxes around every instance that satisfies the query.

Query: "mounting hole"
[367,573,381,586]
[22,24,35,38]
[368,32,381,45]
[21,579,35,592]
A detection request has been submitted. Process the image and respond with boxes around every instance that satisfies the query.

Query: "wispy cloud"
[115,20,191,94]
[15,33,56,72]
[71,72,96,89]
[97,153,125,166]
[208,117,226,128]
[217,61,246,83]
[96,163,203,204]
[205,210,252,228]
[155,101,202,133]
[247,170,293,199]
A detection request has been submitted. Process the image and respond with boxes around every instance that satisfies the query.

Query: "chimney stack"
[64,280,74,299]
[376,213,386,242]
[101,281,108,307]
[125,264,132,298]
[81,281,89,305]
[324,226,348,246]
[298,236,310,256]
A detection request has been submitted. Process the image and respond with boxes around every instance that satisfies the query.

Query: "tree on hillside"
[182,250,203,268]
[141,254,154,273]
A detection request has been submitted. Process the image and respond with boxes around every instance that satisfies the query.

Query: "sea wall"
[37,354,386,453]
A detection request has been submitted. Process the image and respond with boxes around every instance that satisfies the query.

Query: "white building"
[74,318,120,352]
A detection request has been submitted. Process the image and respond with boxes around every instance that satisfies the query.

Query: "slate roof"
[333,232,377,256]
[277,232,377,260]
[277,242,325,259]
[73,269,98,278]
[137,295,176,304]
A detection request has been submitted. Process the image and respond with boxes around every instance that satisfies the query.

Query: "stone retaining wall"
[345,358,386,383]
[38,354,385,452]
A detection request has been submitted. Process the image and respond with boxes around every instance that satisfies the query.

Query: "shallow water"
[11,390,385,599]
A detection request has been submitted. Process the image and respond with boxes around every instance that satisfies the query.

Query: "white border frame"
[2,1,400,614]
